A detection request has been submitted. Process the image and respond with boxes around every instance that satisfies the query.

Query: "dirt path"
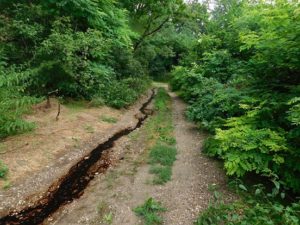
[44,89,234,225]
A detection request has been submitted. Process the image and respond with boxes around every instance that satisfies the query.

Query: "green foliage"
[133,198,166,225]
[0,0,151,114]
[196,199,300,225]
[0,160,8,179]
[195,182,300,225]
[100,77,150,109]
[206,126,288,177]
[0,64,39,138]
[171,0,300,193]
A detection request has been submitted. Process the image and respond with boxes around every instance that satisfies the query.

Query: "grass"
[148,144,177,184]
[84,124,95,133]
[100,115,118,124]
[144,88,177,185]
[149,144,177,166]
[149,165,172,185]
[2,180,11,190]
[0,160,8,179]
[96,201,114,224]
[133,198,166,225]
[64,100,88,113]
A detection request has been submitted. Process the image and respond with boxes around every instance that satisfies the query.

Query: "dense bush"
[171,0,300,194]
[0,64,39,138]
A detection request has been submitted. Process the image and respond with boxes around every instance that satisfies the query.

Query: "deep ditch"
[0,89,156,225]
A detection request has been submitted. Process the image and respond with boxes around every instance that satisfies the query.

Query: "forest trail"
[44,87,234,225]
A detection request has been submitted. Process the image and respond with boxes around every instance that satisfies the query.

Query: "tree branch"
[134,17,170,51]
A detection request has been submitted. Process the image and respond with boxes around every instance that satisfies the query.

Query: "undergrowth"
[133,197,166,225]
[195,180,300,225]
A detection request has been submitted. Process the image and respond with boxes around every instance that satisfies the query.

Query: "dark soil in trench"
[0,90,155,225]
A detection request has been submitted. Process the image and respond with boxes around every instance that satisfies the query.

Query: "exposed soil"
[0,99,122,189]
[39,87,235,225]
[0,90,154,218]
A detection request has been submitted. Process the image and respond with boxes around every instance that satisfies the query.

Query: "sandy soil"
[0,91,153,216]
[44,89,235,225]
[0,99,122,188]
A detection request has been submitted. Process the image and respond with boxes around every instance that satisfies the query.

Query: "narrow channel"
[0,90,155,225]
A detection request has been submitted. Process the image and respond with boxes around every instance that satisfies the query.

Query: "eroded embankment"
[0,90,155,225]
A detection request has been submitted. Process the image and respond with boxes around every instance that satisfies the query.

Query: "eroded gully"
[0,90,155,225]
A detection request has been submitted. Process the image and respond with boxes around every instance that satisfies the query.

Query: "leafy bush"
[0,65,39,138]
[100,77,150,109]
[170,0,300,193]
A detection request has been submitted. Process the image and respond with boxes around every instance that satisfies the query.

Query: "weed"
[0,160,8,179]
[100,116,118,124]
[103,212,113,224]
[84,124,95,133]
[133,198,166,225]
[149,144,177,166]
[3,180,11,190]
[72,136,81,147]
[96,201,114,224]
[150,166,172,185]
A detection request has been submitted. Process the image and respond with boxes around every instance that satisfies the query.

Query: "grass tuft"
[0,160,8,179]
[100,115,118,124]
[133,197,166,225]
[145,88,177,185]
[150,166,172,185]
[149,144,177,166]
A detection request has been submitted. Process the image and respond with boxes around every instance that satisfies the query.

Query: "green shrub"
[0,67,39,138]
[195,183,300,225]
[196,200,300,225]
[205,126,288,177]
[101,77,150,109]
[170,0,300,193]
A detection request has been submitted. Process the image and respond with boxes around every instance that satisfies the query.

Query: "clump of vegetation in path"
[149,144,177,184]
[133,197,166,225]
[0,160,8,179]
[146,88,177,184]
[0,160,10,189]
